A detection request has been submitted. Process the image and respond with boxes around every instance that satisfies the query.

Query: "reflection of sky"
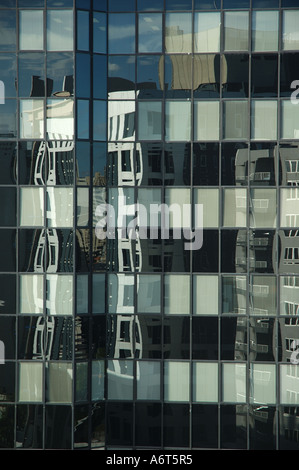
[0,100,16,136]
[108,14,135,53]
[139,14,162,53]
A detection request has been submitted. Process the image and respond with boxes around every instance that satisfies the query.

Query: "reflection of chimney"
[30,76,45,97]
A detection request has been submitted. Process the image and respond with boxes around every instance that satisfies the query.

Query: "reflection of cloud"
[109,25,135,41]
[108,63,120,72]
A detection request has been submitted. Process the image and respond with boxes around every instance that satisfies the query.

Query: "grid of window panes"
[102,0,299,451]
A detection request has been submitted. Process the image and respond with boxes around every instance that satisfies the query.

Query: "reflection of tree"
[0,405,14,448]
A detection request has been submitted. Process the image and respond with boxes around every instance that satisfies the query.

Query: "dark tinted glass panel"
[164,143,191,185]
[221,318,245,360]
[18,141,43,185]
[194,0,220,8]
[0,230,16,271]
[16,405,43,449]
[18,229,44,272]
[282,0,299,5]
[77,10,89,51]
[18,316,40,359]
[0,142,16,184]
[165,55,191,99]
[192,317,218,360]
[108,14,135,54]
[0,54,16,98]
[193,143,219,186]
[250,318,275,361]
[137,143,163,186]
[135,404,162,447]
[108,55,135,96]
[106,403,133,446]
[192,230,219,273]
[76,0,90,8]
[250,230,275,273]
[221,230,247,273]
[280,53,299,98]
[0,1,15,6]
[252,0,278,6]
[0,11,16,51]
[223,0,250,6]
[0,317,15,359]
[222,54,249,98]
[18,53,45,97]
[0,275,16,313]
[221,405,247,449]
[0,365,15,402]
[91,404,105,448]
[109,0,135,11]
[47,53,74,98]
[192,405,218,448]
[137,55,163,99]
[279,142,299,186]
[221,142,248,186]
[137,0,164,10]
[0,100,16,138]
[164,317,190,359]
[165,0,192,10]
[194,54,220,98]
[45,406,72,449]
[93,12,106,53]
[76,54,90,98]
[93,142,106,186]
[249,406,276,450]
[164,238,191,272]
[18,0,44,5]
[93,55,107,99]
[47,0,73,6]
[163,404,189,447]
[250,143,277,186]
[0,405,14,448]
[251,55,278,97]
[279,407,299,450]
[91,316,106,359]
[74,406,88,448]
[136,316,162,359]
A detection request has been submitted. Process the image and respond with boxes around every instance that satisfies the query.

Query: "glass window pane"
[250,188,277,228]
[222,363,246,403]
[222,275,247,315]
[20,100,44,139]
[77,10,89,51]
[107,360,134,400]
[93,100,107,141]
[108,13,135,54]
[280,365,299,405]
[223,188,247,227]
[193,275,218,315]
[194,188,219,228]
[20,188,44,226]
[252,11,279,52]
[194,101,219,141]
[281,101,299,140]
[76,54,90,98]
[0,10,16,51]
[193,54,220,98]
[94,55,107,100]
[92,361,105,401]
[108,55,135,97]
[0,99,16,138]
[250,275,276,316]
[138,0,164,10]
[137,361,160,400]
[224,12,249,52]
[137,55,163,99]
[46,274,73,315]
[0,54,16,98]
[19,274,44,314]
[46,362,73,403]
[18,363,43,402]
[223,101,248,140]
[222,54,249,98]
[283,11,299,51]
[46,187,73,227]
[194,12,220,53]
[164,274,190,315]
[137,275,161,314]
[250,363,276,404]
[138,101,161,140]
[93,12,106,54]
[251,54,278,97]
[165,101,191,141]
[20,10,43,50]
[280,188,299,228]
[138,13,162,53]
[18,53,45,97]
[164,362,189,402]
[109,100,135,141]
[164,55,192,99]
[193,362,218,402]
[165,13,192,53]
[77,100,89,139]
[251,100,277,140]
[46,99,74,140]
[47,10,73,51]
[47,52,74,97]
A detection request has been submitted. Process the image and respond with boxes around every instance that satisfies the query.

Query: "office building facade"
[0,0,299,450]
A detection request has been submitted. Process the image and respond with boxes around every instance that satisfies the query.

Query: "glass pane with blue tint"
[77,10,89,51]
[138,13,162,53]
[94,55,107,100]
[76,54,90,98]
[47,10,73,51]
[108,13,135,54]
[93,12,107,54]
[19,10,43,50]
[18,53,45,97]
[137,55,163,99]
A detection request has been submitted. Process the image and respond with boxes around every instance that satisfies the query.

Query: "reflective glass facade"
[0,0,299,450]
